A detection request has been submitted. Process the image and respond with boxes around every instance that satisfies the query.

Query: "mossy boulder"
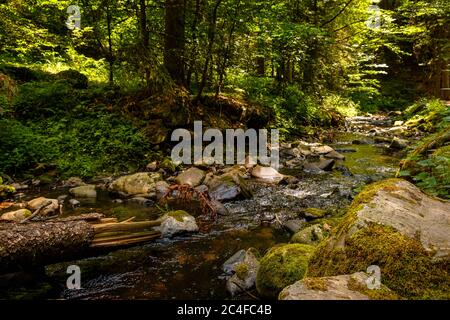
[308,178,450,299]
[256,244,315,299]
[109,172,162,197]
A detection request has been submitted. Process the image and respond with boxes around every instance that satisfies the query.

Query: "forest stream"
[1,116,407,300]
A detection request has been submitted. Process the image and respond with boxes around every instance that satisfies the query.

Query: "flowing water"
[0,131,405,300]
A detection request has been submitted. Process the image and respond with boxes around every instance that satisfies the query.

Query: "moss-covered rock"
[256,244,315,299]
[109,172,162,197]
[279,272,399,300]
[304,207,327,219]
[155,210,198,237]
[308,178,450,299]
[291,225,324,245]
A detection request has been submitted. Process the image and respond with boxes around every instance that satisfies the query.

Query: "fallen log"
[0,215,162,274]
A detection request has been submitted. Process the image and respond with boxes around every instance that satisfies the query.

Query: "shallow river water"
[1,132,405,300]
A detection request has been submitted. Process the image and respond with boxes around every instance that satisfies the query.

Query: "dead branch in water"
[161,184,218,220]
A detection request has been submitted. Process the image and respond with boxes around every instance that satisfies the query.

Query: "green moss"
[256,244,315,299]
[160,158,177,173]
[309,224,450,299]
[302,277,328,291]
[347,275,401,300]
[235,263,249,280]
[304,208,327,219]
[166,210,189,222]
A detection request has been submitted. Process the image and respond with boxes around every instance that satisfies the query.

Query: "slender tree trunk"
[164,0,186,86]
[195,0,222,102]
[186,0,201,90]
[106,2,114,85]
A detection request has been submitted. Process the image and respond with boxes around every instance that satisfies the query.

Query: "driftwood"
[0,213,161,274]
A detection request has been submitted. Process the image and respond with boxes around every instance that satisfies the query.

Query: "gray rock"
[346,179,450,259]
[325,150,345,160]
[317,159,335,171]
[155,210,198,237]
[69,199,81,208]
[303,162,324,173]
[223,249,246,274]
[175,167,206,187]
[283,219,305,233]
[208,176,242,201]
[311,145,334,155]
[225,248,260,296]
[155,181,170,200]
[10,183,28,191]
[279,272,379,300]
[251,165,284,183]
[69,185,97,198]
[128,197,154,206]
[57,195,68,203]
[194,184,208,194]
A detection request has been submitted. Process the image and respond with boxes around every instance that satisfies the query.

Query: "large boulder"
[155,210,198,237]
[69,185,97,198]
[279,272,397,300]
[175,167,206,187]
[224,248,260,296]
[0,209,32,222]
[256,244,315,299]
[308,179,450,299]
[109,172,162,197]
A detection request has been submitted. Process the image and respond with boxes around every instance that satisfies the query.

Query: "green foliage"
[12,81,79,119]
[321,94,359,117]
[1,93,154,178]
[0,118,53,175]
[399,99,450,199]
[404,98,448,132]
[32,113,152,178]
